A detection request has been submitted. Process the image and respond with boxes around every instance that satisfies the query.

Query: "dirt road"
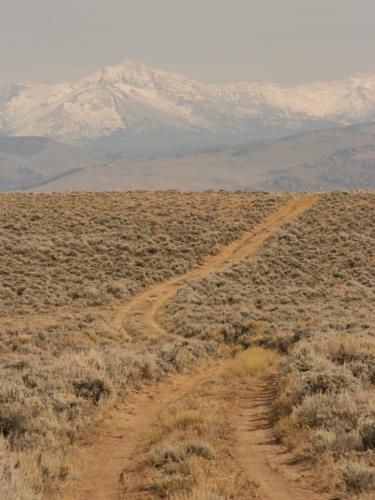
[65,198,322,500]
[113,198,316,341]
[64,362,226,500]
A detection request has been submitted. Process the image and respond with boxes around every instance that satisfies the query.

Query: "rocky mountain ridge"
[1,59,375,156]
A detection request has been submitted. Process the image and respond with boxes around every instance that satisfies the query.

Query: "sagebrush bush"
[339,460,375,493]
[0,436,41,500]
[147,441,216,468]
[287,362,359,405]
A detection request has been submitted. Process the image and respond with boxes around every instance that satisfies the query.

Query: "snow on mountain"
[1,59,375,152]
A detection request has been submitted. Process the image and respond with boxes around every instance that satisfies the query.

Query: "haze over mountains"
[1,122,374,193]
[2,59,375,156]
[0,59,375,192]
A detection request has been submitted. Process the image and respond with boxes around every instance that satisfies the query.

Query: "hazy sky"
[1,0,374,87]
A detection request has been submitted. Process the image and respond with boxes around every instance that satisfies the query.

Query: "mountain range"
[1,59,375,192]
[2,59,375,157]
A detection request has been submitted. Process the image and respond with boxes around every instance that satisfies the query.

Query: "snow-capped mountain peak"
[1,59,375,156]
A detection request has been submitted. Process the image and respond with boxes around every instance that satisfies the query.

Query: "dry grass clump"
[0,435,42,500]
[133,382,255,499]
[221,346,277,379]
[164,190,375,494]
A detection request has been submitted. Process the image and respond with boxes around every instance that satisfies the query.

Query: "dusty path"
[65,198,320,500]
[113,198,316,341]
[232,376,324,500]
[0,199,313,330]
[64,361,225,500]
[65,366,324,500]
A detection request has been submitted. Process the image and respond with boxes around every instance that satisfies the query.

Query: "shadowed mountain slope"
[24,122,375,192]
[0,137,109,191]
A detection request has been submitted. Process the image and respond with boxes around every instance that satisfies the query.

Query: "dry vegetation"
[0,190,282,352]
[125,349,271,499]
[0,190,284,498]
[2,189,374,498]
[0,339,221,499]
[165,190,375,496]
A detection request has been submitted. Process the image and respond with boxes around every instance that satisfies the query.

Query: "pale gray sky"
[1,0,374,87]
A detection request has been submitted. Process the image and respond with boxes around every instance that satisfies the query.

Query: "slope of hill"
[26,122,375,192]
[1,59,375,157]
[0,137,111,191]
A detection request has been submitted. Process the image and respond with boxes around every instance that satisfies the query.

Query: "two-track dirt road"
[113,198,316,341]
[64,198,324,500]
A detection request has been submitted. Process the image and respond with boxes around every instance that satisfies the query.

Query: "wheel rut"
[232,375,324,500]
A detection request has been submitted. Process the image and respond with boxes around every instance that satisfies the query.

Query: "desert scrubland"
[165,190,375,495]
[0,190,374,498]
[0,190,283,498]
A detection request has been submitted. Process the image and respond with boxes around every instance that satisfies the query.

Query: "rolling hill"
[15,122,375,193]
[0,137,110,191]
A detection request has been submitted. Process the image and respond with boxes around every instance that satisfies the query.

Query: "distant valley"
[1,122,375,192]
[0,137,110,191]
